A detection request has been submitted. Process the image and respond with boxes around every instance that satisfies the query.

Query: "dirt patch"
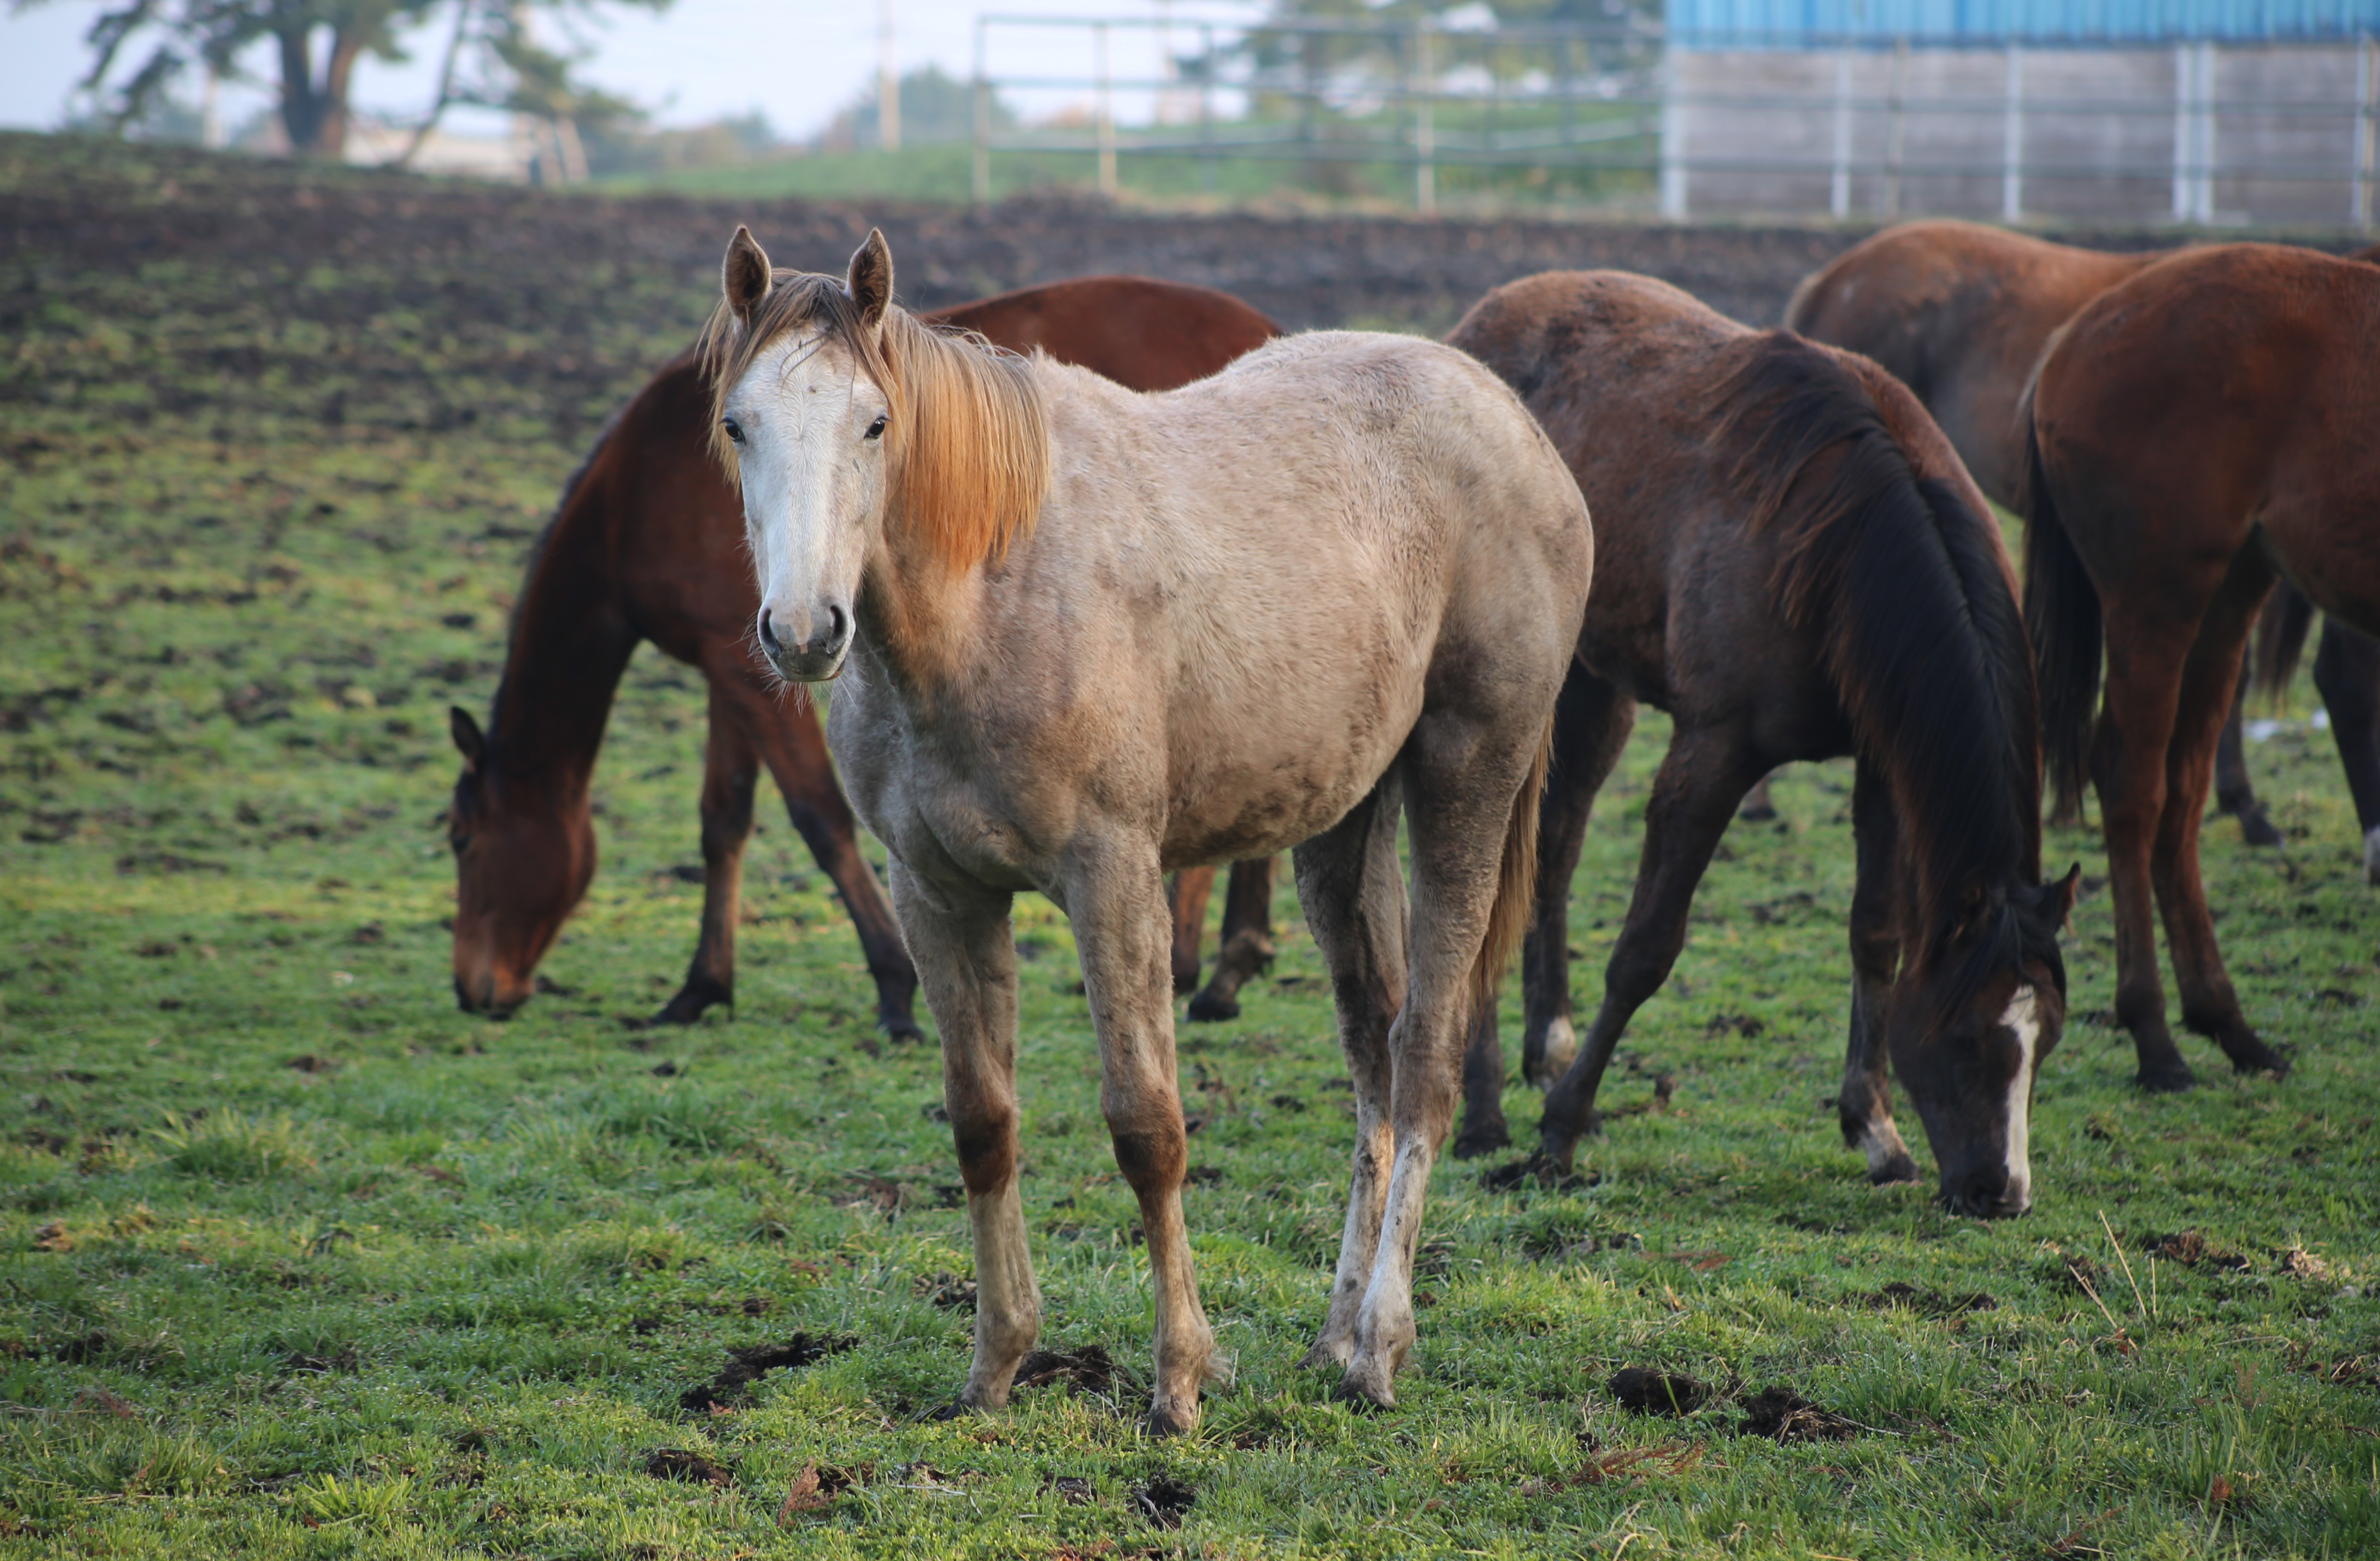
[2143,1230,2250,1270]
[1133,1473,1196,1529]
[915,1272,977,1311]
[645,1448,734,1486]
[1739,1387,1860,1442]
[282,1344,359,1374]
[1014,1344,1119,1394]
[1609,1367,1710,1415]
[1866,1282,1998,1318]
[678,1331,856,1412]
[777,1461,868,1519]
[1046,1474,1095,1505]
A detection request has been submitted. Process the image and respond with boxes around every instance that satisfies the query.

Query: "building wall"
[1665,42,2377,223]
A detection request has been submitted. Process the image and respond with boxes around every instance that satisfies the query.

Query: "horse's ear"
[723,226,774,325]
[450,706,486,772]
[847,228,893,329]
[2049,863,2082,925]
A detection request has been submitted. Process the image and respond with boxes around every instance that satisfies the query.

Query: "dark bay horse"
[1787,220,2380,861]
[1449,271,2075,1217]
[708,229,1591,1426]
[447,276,1279,1025]
[2024,244,2380,1090]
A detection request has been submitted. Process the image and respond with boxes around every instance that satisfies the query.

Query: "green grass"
[3,133,2378,1558]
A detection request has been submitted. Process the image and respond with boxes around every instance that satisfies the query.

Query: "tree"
[29,0,667,161]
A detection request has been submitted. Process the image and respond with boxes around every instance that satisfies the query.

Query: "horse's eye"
[722,417,745,444]
[864,413,888,442]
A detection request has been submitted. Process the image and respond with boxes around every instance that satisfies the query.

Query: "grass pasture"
[2,136,2377,1559]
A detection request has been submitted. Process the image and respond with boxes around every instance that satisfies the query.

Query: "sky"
[0,0,1267,144]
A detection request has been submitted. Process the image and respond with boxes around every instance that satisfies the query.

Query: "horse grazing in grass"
[707,228,1591,1426]
[447,275,1280,1027]
[2024,244,2380,1091]
[1787,220,2380,862]
[1449,271,2075,1218]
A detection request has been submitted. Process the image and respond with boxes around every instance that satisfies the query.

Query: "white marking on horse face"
[2000,985,2040,1213]
[722,332,890,672]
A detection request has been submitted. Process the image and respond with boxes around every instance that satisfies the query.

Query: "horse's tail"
[2251,582,2317,706]
[1471,713,1551,1026]
[2020,399,2102,822]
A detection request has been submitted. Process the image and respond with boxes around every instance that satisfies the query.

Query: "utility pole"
[879,0,902,153]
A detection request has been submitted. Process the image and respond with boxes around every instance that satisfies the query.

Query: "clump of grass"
[151,1111,317,1181]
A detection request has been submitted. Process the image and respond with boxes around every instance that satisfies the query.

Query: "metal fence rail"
[967,13,2380,226]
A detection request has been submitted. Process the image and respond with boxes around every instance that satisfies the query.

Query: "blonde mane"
[699,271,1051,572]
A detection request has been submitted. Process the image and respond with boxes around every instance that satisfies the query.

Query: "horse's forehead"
[737,329,868,406]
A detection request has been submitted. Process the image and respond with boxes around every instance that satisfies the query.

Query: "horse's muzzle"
[758,604,850,683]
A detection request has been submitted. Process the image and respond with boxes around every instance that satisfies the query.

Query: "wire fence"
[968,13,2380,226]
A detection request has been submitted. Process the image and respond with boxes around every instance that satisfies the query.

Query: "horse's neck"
[856,532,997,695]
[489,498,641,796]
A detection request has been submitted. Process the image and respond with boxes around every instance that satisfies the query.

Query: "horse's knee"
[1107,1116,1187,1201]
[950,1108,1019,1195]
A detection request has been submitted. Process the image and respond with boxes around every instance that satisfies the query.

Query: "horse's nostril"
[827,603,848,647]
[758,609,781,652]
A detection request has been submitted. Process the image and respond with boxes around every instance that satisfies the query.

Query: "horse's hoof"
[1737,798,1777,823]
[1185,990,1240,1024]
[1298,1335,1353,1372]
[2233,803,2283,848]
[2137,1062,2198,1094]
[2227,1041,2291,1079]
[1144,1403,1198,1437]
[923,1399,973,1422]
[1449,1117,1510,1160]
[1866,1151,1921,1186]
[1334,1362,1397,1411]
[881,1015,928,1044]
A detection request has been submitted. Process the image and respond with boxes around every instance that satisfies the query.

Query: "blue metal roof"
[1668,0,2380,45]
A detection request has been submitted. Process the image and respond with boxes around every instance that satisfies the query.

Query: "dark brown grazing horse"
[2024,244,2380,1090]
[448,276,1279,1026]
[1786,221,2380,862]
[1448,272,2076,1216]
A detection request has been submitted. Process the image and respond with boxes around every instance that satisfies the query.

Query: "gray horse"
[701,228,1593,1430]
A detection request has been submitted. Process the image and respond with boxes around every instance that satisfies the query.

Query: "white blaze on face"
[723,331,887,658]
[2000,984,2040,1212]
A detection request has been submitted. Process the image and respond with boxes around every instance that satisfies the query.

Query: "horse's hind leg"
[1066,836,1222,1434]
[887,862,1039,1412]
[1293,778,1406,1373]
[2310,620,2380,882]
[656,690,758,1024]
[1539,725,1759,1171]
[1454,673,1634,1159]
[1167,866,1216,996]
[728,676,923,1040]
[1340,721,1546,1409]
[2213,649,2283,846]
[1839,761,1918,1184]
[2157,566,2289,1078]
[1187,856,1278,1021]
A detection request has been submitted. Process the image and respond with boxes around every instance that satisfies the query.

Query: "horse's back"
[1787,222,2155,505]
[932,277,1277,393]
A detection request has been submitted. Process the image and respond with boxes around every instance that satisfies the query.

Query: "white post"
[1830,47,1853,219]
[1659,41,1688,219]
[2174,43,2192,221]
[1414,22,1435,215]
[878,0,901,153]
[1882,35,1908,218]
[972,17,991,206]
[2193,41,2217,224]
[201,63,223,149]
[1096,21,1117,198]
[2001,43,2023,223]
[1199,21,1216,192]
[2355,33,2375,229]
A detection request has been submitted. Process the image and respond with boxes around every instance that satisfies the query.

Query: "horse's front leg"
[886,861,1039,1410]
[657,687,758,1024]
[1839,761,1918,1184]
[1068,836,1220,1435]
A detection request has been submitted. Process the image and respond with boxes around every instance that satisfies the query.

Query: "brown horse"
[1787,221,2380,861]
[2024,244,2380,1091]
[447,276,1279,1026]
[1449,272,2076,1216]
